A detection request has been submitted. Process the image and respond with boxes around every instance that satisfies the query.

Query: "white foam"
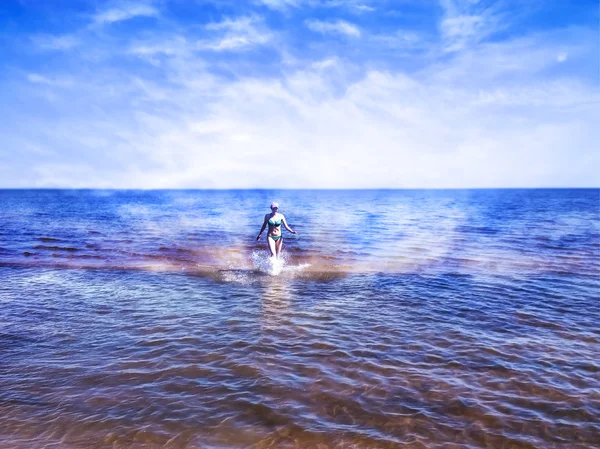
[199,250,311,283]
[251,250,285,276]
[268,256,284,276]
[283,262,312,272]
[248,250,313,277]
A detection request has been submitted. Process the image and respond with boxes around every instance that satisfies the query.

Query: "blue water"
[0,189,599,448]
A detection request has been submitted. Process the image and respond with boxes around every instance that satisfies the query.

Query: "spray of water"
[251,250,285,276]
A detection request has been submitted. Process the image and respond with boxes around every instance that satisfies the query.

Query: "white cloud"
[311,57,338,69]
[305,19,361,37]
[2,2,598,188]
[438,0,506,52]
[15,29,598,189]
[255,0,375,12]
[373,30,422,49]
[354,4,375,12]
[31,163,112,188]
[27,73,53,84]
[130,38,188,57]
[26,73,73,88]
[255,0,301,10]
[310,0,376,12]
[93,2,159,25]
[199,16,272,51]
[129,36,192,65]
[32,34,80,51]
[441,14,484,48]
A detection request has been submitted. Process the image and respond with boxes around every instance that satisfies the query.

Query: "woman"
[256,202,297,259]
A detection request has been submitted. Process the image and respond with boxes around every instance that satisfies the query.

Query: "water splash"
[251,250,285,276]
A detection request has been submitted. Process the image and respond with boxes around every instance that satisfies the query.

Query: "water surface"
[1,189,599,448]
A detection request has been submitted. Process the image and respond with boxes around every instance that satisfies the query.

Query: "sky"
[0,0,598,188]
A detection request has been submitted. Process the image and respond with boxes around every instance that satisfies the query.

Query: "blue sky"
[0,0,598,188]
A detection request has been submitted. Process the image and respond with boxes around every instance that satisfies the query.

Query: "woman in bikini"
[256,202,297,259]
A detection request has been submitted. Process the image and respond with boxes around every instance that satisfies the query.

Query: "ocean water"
[0,189,598,449]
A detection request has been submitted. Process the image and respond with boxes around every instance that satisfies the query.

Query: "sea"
[0,189,598,449]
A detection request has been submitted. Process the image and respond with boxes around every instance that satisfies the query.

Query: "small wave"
[33,245,79,252]
[66,254,103,260]
[38,237,61,242]
[102,239,134,244]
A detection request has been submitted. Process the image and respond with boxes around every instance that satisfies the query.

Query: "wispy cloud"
[438,0,506,52]
[373,30,422,50]
[93,1,159,25]
[556,51,568,63]
[12,24,598,188]
[255,0,301,10]
[26,73,73,88]
[1,0,598,188]
[305,19,361,37]
[311,57,339,70]
[256,0,375,12]
[199,16,272,51]
[316,0,376,13]
[129,36,191,62]
[27,74,53,85]
[353,4,375,12]
[32,34,80,51]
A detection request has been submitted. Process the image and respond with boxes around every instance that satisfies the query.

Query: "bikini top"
[268,216,282,226]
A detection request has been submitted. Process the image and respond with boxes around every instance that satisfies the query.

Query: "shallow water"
[1,189,599,448]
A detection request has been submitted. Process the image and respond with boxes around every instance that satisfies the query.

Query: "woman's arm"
[256,215,268,240]
[281,215,297,234]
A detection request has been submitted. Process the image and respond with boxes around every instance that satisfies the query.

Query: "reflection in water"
[261,277,292,331]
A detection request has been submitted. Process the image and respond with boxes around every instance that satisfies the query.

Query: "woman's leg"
[275,237,283,259]
[267,236,277,257]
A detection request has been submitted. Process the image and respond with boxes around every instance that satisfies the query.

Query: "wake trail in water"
[219,250,312,283]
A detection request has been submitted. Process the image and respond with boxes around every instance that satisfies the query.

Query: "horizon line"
[1,187,598,191]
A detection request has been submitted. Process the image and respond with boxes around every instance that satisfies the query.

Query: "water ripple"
[1,189,599,448]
